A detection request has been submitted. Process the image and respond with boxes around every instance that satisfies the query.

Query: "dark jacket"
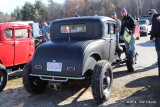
[120,14,135,36]
[150,14,160,40]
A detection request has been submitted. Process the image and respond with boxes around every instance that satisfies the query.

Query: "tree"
[34,9,42,22]
[21,2,35,21]
[12,6,22,20]
[65,0,84,17]
[34,0,46,21]
[45,1,63,20]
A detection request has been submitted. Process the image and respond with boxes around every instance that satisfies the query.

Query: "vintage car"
[138,19,151,36]
[22,16,134,102]
[134,23,140,40]
[0,23,35,91]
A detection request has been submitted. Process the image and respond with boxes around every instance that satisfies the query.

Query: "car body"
[0,23,35,91]
[23,16,135,102]
[138,19,151,36]
[0,23,35,67]
[134,24,140,40]
[23,16,119,101]
[31,16,117,78]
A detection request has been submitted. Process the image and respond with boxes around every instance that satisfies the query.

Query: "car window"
[104,23,109,34]
[61,24,86,33]
[5,29,12,39]
[15,29,28,39]
[139,21,147,25]
[110,23,115,34]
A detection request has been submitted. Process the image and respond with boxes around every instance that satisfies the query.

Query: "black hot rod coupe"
[22,16,134,102]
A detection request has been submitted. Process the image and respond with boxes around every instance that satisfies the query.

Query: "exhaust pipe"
[49,82,61,90]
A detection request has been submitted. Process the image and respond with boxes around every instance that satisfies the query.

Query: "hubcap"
[0,72,4,86]
[103,72,110,90]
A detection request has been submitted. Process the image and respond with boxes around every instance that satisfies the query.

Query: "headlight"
[141,26,146,30]
[143,26,146,30]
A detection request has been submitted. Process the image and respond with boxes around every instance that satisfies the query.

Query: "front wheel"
[0,64,8,92]
[22,61,48,94]
[91,60,113,102]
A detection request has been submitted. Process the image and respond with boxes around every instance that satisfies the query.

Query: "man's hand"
[150,40,155,43]
[120,36,123,40]
[128,30,132,34]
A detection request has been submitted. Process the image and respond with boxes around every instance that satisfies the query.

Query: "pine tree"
[21,2,35,21]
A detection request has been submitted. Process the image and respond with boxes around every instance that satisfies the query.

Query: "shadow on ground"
[113,64,157,79]
[0,79,102,107]
[106,76,160,107]
[22,80,100,107]
[137,41,154,47]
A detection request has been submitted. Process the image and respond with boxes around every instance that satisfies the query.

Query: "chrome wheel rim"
[103,71,110,93]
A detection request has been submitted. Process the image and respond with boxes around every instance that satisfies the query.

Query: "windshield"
[61,24,86,33]
[138,21,147,25]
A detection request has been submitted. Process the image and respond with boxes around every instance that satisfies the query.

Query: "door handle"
[14,42,19,44]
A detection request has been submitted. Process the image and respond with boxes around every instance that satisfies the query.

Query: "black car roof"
[50,16,116,40]
[53,16,115,23]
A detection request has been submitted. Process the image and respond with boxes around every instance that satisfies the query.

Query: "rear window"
[61,24,86,33]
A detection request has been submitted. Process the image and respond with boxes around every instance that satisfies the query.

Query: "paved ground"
[0,35,160,107]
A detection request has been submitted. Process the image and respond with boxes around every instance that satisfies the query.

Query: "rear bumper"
[29,73,85,82]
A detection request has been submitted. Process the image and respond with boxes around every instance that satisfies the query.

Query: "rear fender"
[82,53,102,76]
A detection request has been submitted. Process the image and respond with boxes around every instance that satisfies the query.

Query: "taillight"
[67,67,75,71]
[35,65,42,69]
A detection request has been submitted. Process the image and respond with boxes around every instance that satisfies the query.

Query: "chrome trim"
[29,73,85,82]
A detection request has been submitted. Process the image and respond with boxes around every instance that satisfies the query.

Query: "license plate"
[47,62,62,72]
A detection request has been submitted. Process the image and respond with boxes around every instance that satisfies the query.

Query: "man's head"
[121,8,128,17]
[111,12,117,19]
[149,9,157,17]
[43,21,48,27]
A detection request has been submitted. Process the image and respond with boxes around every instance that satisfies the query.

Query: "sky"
[0,0,65,14]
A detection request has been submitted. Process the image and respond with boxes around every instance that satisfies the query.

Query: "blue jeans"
[124,36,136,61]
[155,37,160,56]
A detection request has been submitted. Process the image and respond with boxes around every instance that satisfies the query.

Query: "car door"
[13,27,31,65]
[0,27,14,67]
[103,22,111,60]
[109,23,116,61]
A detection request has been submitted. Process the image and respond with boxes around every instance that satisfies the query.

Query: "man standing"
[149,9,160,76]
[120,8,136,71]
[111,12,121,45]
[42,22,50,41]
[111,12,122,58]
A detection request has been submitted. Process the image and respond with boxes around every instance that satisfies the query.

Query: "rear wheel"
[91,60,113,102]
[0,64,8,92]
[22,61,48,94]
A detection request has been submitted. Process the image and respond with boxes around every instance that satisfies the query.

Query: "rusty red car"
[0,23,35,91]
[134,24,140,40]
